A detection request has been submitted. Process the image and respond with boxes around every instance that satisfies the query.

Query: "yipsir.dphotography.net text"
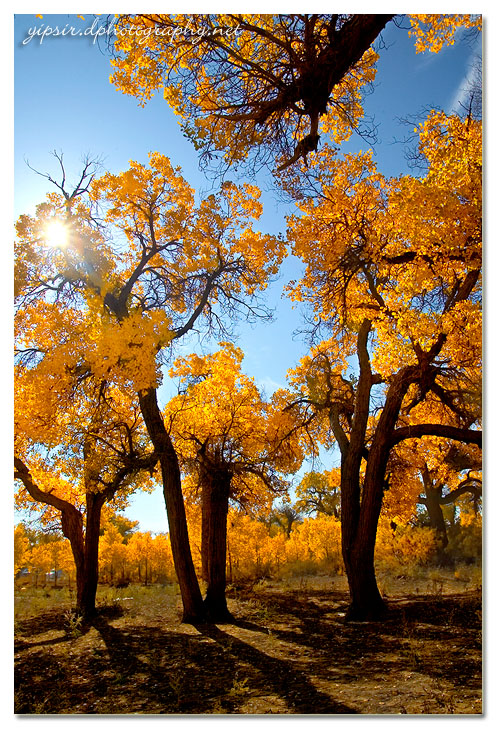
[22,16,242,47]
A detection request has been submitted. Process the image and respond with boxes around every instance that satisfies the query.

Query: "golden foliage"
[408,14,481,53]
[165,344,305,511]
[110,14,479,169]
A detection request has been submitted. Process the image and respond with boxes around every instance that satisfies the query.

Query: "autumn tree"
[268,504,303,539]
[295,469,341,518]
[127,531,155,585]
[15,153,285,622]
[103,514,140,543]
[165,344,304,620]
[285,111,482,619]
[14,289,157,616]
[394,439,482,553]
[110,14,480,172]
[419,465,481,553]
[14,524,30,577]
[99,522,129,585]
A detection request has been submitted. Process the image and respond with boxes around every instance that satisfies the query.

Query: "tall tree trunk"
[201,484,210,582]
[77,492,105,618]
[341,466,386,621]
[138,388,205,623]
[338,320,386,620]
[202,468,233,622]
[336,325,419,621]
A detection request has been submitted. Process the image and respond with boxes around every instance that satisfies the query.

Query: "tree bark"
[335,323,422,621]
[341,458,387,621]
[202,468,233,622]
[77,492,106,618]
[138,388,205,623]
[201,483,210,583]
[420,466,449,552]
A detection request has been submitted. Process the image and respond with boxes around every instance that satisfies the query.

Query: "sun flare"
[44,220,69,248]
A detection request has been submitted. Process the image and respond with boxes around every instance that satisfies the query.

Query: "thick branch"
[14,457,84,552]
[440,479,482,505]
[390,424,482,448]
[329,405,350,456]
[15,457,79,516]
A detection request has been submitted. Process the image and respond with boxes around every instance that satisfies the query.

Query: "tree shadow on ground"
[14,588,481,714]
[15,608,75,638]
[91,614,356,714]
[231,588,482,689]
[193,621,356,713]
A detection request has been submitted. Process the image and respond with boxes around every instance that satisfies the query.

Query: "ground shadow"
[194,621,356,714]
[15,588,481,715]
[230,587,482,689]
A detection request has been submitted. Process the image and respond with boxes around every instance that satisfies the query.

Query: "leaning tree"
[14,296,157,617]
[14,152,286,622]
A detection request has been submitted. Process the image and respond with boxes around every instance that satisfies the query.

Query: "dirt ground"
[14,575,482,715]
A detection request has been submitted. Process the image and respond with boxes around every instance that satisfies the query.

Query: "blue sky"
[13,12,482,533]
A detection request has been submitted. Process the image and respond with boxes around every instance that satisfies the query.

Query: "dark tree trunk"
[338,320,387,620]
[201,484,210,582]
[202,468,233,622]
[336,323,420,621]
[138,388,205,623]
[59,505,86,610]
[344,546,386,621]
[424,484,448,551]
[77,492,105,618]
[341,464,386,621]
[344,457,388,621]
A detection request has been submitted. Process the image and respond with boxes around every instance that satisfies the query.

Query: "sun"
[43,220,69,248]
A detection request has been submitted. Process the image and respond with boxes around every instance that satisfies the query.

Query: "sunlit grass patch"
[14,585,74,620]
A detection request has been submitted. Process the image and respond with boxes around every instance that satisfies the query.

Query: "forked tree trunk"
[337,323,417,621]
[202,468,233,622]
[342,469,387,621]
[340,456,387,620]
[14,458,87,611]
[138,388,205,623]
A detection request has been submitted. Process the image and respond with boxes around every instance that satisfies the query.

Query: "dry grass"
[14,570,482,715]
